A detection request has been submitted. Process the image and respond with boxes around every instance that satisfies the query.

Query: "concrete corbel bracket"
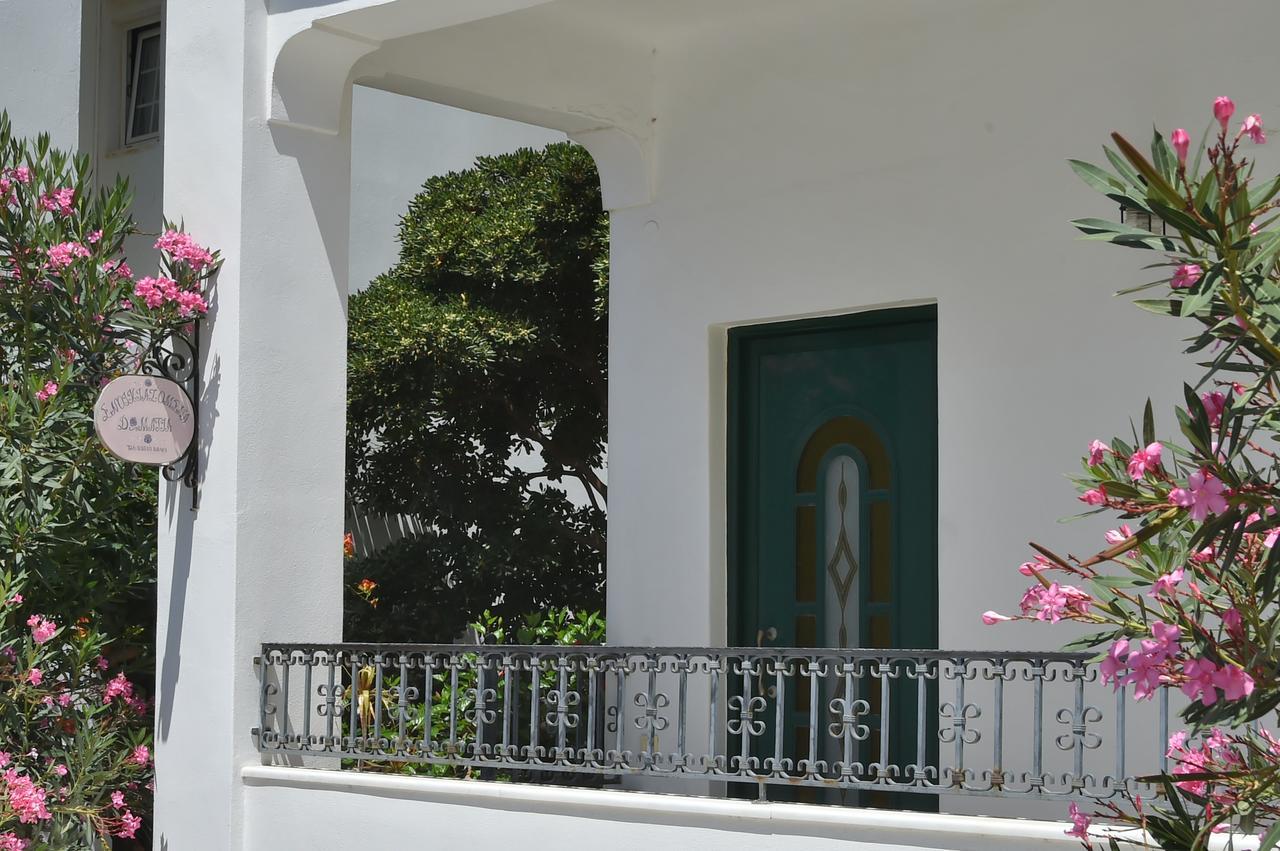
[566,126,653,211]
[270,23,382,135]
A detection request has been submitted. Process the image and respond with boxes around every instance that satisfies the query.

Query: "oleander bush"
[986,97,1280,849]
[0,113,217,848]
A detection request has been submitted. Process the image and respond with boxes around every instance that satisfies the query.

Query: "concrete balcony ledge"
[242,764,1099,850]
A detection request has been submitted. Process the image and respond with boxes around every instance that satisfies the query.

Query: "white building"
[6,1,1279,849]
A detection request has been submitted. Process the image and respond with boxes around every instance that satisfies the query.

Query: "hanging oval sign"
[93,374,195,465]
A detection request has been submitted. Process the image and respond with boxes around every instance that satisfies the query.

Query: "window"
[125,23,162,144]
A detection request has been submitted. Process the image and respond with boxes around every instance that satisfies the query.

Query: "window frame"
[123,21,163,146]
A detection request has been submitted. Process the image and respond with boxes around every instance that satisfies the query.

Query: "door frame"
[725,305,939,649]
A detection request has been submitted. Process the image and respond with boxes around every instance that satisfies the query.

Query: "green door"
[727,305,938,806]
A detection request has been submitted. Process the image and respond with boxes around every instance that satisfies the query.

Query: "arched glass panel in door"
[794,416,892,653]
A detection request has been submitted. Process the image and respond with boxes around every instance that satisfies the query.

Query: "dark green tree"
[345,142,607,642]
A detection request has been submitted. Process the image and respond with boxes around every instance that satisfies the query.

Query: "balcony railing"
[254,644,1175,800]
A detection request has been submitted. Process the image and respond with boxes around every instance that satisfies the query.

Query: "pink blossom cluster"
[133,275,207,316]
[130,745,149,767]
[103,672,133,704]
[25,615,56,645]
[1126,441,1163,480]
[0,166,31,206]
[115,809,143,839]
[0,832,27,850]
[1019,582,1091,623]
[155,229,214,271]
[44,241,89,271]
[1099,622,1182,700]
[35,382,57,402]
[2,769,50,824]
[37,187,74,216]
[1182,657,1256,706]
[102,258,132,280]
[1167,729,1244,798]
[1065,801,1091,840]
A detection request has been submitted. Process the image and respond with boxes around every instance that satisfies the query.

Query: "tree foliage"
[345,142,607,641]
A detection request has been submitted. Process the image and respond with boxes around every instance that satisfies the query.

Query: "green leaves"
[345,143,607,641]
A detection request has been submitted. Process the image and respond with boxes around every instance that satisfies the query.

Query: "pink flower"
[26,668,42,687]
[1169,469,1229,521]
[6,594,22,606]
[155,229,214,270]
[1182,657,1222,705]
[45,241,90,271]
[1171,128,1190,165]
[0,831,27,851]
[1191,545,1216,564]
[1018,555,1052,576]
[35,382,58,402]
[1150,620,1182,656]
[1065,802,1091,840]
[1104,525,1133,546]
[1201,390,1226,427]
[1019,582,1091,623]
[1212,665,1255,702]
[110,790,125,809]
[0,753,9,769]
[1170,263,1202,289]
[115,809,142,839]
[103,672,134,704]
[1242,114,1266,144]
[174,288,208,317]
[25,615,56,645]
[1127,442,1163,480]
[981,610,1013,625]
[1214,96,1236,131]
[52,765,67,777]
[129,745,150,766]
[1148,568,1185,597]
[1100,639,1129,686]
[1079,487,1106,506]
[1223,607,1243,637]
[96,656,109,671]
[3,769,51,823]
[88,229,102,244]
[38,187,74,216]
[103,259,132,280]
[134,275,178,309]
[1087,440,1108,466]
[11,166,30,185]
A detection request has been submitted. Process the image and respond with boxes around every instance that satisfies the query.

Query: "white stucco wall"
[242,766,1113,851]
[601,1,1280,657]
[0,0,83,150]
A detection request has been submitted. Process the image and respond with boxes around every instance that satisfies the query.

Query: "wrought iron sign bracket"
[141,323,201,510]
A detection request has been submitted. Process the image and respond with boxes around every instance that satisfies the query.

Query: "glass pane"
[129,30,162,140]
[823,454,859,649]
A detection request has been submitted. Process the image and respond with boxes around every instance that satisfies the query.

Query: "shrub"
[988,97,1280,848]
